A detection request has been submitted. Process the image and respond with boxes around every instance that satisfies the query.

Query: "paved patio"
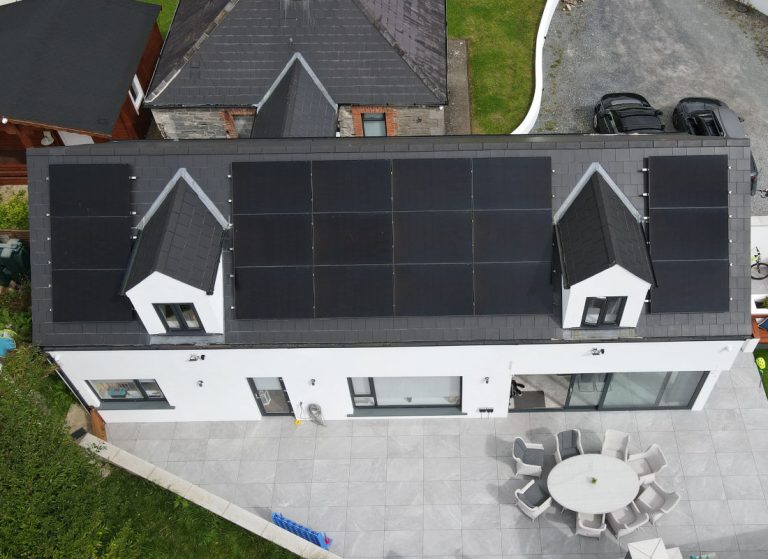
[107,353,768,558]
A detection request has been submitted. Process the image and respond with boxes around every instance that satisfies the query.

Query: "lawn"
[448,0,546,134]
[139,0,179,37]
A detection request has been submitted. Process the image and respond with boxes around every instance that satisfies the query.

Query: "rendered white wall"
[561,265,651,328]
[125,260,224,335]
[54,339,742,423]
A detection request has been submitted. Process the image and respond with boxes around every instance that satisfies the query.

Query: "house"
[26,134,754,424]
[0,0,162,185]
[144,0,447,140]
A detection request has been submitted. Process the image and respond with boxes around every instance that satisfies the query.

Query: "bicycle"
[752,247,768,280]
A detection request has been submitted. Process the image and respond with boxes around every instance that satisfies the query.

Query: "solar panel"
[394,211,472,264]
[393,158,472,211]
[650,261,729,313]
[473,157,552,209]
[649,208,729,261]
[52,270,133,322]
[234,267,314,319]
[51,217,132,270]
[49,164,130,217]
[314,213,392,265]
[395,264,474,316]
[473,210,552,263]
[475,262,552,315]
[312,160,391,212]
[648,155,728,208]
[233,214,312,266]
[315,265,394,317]
[231,161,311,214]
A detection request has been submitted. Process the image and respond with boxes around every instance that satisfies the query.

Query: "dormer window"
[582,297,627,328]
[154,303,203,332]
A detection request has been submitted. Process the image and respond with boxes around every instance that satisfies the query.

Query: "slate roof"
[556,171,655,287]
[0,0,158,135]
[250,58,338,138]
[122,175,227,294]
[146,0,447,107]
[26,134,752,348]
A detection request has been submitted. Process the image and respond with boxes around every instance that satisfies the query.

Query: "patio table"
[547,453,639,515]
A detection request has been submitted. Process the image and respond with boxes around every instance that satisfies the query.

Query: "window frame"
[128,75,144,113]
[153,303,205,333]
[580,296,627,328]
[362,112,387,137]
[87,379,167,403]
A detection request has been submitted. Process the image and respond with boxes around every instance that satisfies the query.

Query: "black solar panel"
[314,213,392,265]
[475,263,552,315]
[473,157,552,209]
[232,161,311,214]
[394,211,472,264]
[51,217,132,270]
[315,265,394,318]
[474,210,552,263]
[235,267,314,319]
[393,158,472,210]
[650,261,729,313]
[234,214,312,266]
[395,264,474,316]
[648,155,728,208]
[49,164,130,216]
[312,160,391,212]
[52,270,133,322]
[649,208,729,261]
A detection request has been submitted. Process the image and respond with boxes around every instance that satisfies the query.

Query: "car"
[593,93,665,134]
[672,97,759,195]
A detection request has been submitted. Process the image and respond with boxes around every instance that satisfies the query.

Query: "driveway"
[532,0,768,214]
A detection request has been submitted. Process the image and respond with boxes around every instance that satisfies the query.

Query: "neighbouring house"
[0,0,163,185]
[27,134,754,424]
[145,0,447,140]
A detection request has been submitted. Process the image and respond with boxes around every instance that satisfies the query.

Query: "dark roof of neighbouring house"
[26,134,751,348]
[122,176,227,294]
[250,57,337,138]
[555,172,655,288]
[0,0,159,136]
[145,0,447,107]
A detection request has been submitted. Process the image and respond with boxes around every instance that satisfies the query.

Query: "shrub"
[0,190,29,229]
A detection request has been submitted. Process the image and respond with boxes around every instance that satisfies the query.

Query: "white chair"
[555,429,584,463]
[627,443,668,485]
[601,429,630,461]
[511,437,545,478]
[607,502,649,543]
[634,481,681,526]
[576,512,606,539]
[514,479,553,522]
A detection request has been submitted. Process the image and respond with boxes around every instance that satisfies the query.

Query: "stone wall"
[152,108,230,140]
[338,105,445,137]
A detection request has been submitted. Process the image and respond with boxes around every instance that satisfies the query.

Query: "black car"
[673,97,759,195]
[593,93,665,134]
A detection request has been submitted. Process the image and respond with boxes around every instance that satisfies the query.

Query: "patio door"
[248,377,293,416]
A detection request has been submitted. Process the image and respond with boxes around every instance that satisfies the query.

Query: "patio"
[106,352,768,558]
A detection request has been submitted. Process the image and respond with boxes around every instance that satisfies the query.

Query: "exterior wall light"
[591,348,605,356]
[483,377,490,384]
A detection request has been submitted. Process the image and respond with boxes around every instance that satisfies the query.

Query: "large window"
[88,379,166,402]
[128,75,144,112]
[154,303,203,333]
[581,297,626,327]
[362,113,387,136]
[349,376,461,409]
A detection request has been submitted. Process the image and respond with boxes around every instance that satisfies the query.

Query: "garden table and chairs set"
[512,429,680,543]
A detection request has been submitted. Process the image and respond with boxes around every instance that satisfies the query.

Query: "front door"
[248,377,293,415]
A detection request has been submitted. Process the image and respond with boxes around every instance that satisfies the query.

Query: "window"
[88,379,166,402]
[362,113,386,136]
[232,114,254,138]
[348,376,462,408]
[581,297,626,327]
[128,75,144,112]
[154,303,203,333]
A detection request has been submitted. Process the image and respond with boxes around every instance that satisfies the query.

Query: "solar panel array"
[648,155,730,313]
[232,158,553,319]
[49,164,134,322]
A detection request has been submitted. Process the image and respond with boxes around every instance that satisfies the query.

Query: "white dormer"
[555,164,654,329]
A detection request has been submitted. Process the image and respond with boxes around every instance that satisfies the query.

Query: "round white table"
[547,454,640,515]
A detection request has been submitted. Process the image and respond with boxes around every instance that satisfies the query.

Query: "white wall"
[562,265,651,328]
[54,339,743,423]
[744,0,768,16]
[125,262,224,335]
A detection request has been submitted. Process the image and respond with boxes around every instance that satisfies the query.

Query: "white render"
[125,259,225,335]
[561,265,652,328]
[52,339,745,423]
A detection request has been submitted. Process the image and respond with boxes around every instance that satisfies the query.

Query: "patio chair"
[607,502,649,543]
[511,437,545,478]
[555,429,584,463]
[601,429,630,461]
[514,479,553,522]
[576,512,607,539]
[627,443,668,485]
[634,481,681,526]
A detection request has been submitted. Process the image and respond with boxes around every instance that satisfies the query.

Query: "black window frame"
[580,296,627,328]
[153,303,204,333]
[362,113,387,137]
[87,378,167,403]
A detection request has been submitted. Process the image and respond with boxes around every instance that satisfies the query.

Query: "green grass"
[448,0,546,134]
[139,0,179,37]
[752,349,768,401]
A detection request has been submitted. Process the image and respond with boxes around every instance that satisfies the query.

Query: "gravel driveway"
[533,0,768,214]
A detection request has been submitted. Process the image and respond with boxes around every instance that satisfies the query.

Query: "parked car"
[672,97,759,195]
[593,93,665,134]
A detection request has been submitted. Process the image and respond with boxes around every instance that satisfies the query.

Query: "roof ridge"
[257,53,337,111]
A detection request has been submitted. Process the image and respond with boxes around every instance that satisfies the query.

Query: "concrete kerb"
[510,0,562,135]
[78,434,343,559]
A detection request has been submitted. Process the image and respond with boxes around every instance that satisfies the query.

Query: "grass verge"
[139,0,179,37]
[448,0,546,134]
[752,349,768,400]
